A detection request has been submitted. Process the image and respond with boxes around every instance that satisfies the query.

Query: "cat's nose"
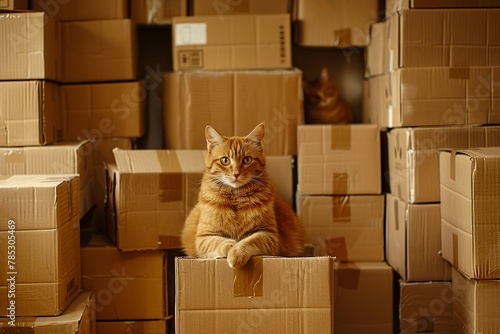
[233,170,241,179]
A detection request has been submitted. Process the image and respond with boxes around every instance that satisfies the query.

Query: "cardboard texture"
[175,256,335,334]
[297,124,381,195]
[386,0,500,15]
[0,140,96,218]
[0,291,96,334]
[163,69,303,156]
[265,155,295,208]
[365,20,388,78]
[386,193,452,281]
[0,11,60,81]
[399,280,453,334]
[299,195,385,262]
[80,234,166,320]
[0,80,60,147]
[60,81,145,140]
[131,0,187,24]
[0,175,81,317]
[294,0,379,47]
[191,0,289,15]
[452,267,500,333]
[387,126,488,203]
[388,9,500,70]
[96,320,167,334]
[335,262,394,334]
[33,0,128,21]
[61,19,137,83]
[362,74,389,127]
[440,148,500,279]
[0,0,29,10]
[172,14,291,70]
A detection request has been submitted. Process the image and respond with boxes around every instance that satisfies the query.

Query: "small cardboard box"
[0,175,81,317]
[0,80,60,147]
[399,280,453,334]
[0,11,60,81]
[171,14,291,70]
[440,148,500,279]
[0,140,96,218]
[452,267,500,333]
[60,81,145,140]
[131,0,187,24]
[175,256,335,334]
[163,69,303,156]
[61,19,137,83]
[0,291,96,334]
[298,194,385,262]
[96,320,167,334]
[335,262,394,334]
[294,0,379,47]
[191,0,289,16]
[386,0,500,16]
[386,193,452,281]
[81,234,166,320]
[297,124,381,195]
[33,0,128,21]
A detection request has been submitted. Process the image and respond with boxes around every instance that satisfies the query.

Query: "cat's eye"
[220,157,230,166]
[242,156,253,165]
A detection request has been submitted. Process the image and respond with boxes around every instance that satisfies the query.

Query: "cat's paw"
[227,247,250,269]
[217,239,236,258]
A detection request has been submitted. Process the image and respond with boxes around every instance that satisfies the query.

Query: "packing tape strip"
[334,28,352,47]
[453,233,459,268]
[233,256,263,298]
[332,173,348,194]
[332,196,351,219]
[157,150,183,203]
[338,264,361,290]
[330,125,351,150]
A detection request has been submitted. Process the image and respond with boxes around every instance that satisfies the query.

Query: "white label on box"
[175,23,207,46]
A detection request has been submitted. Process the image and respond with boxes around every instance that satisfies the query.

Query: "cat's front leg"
[227,232,279,268]
[195,235,236,259]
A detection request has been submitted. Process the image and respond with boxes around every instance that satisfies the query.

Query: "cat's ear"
[319,67,330,82]
[245,122,265,145]
[205,125,224,150]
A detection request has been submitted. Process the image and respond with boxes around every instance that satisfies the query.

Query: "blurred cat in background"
[303,66,354,124]
[181,123,305,269]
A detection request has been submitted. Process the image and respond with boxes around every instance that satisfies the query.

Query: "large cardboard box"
[387,126,486,203]
[0,11,60,81]
[60,81,145,140]
[452,267,500,333]
[297,124,381,195]
[386,0,500,16]
[163,69,302,156]
[299,195,385,262]
[33,0,128,21]
[335,262,393,334]
[388,9,500,70]
[131,0,187,24]
[386,193,452,281]
[0,291,96,334]
[399,280,453,334]
[96,320,166,334]
[440,148,500,279]
[81,234,166,320]
[61,19,137,83]
[176,256,335,334]
[0,140,96,218]
[191,0,289,16]
[0,80,60,147]
[294,0,379,47]
[171,14,291,70]
[0,175,81,316]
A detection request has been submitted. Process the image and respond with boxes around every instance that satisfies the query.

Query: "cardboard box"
[0,0,29,10]
[0,291,96,334]
[96,320,167,334]
[33,0,128,21]
[387,126,486,203]
[388,9,500,70]
[81,234,166,320]
[0,11,60,81]
[386,193,452,281]
[171,14,291,70]
[61,19,137,83]
[452,267,500,333]
[294,0,379,47]
[386,0,500,16]
[297,124,381,195]
[0,80,60,147]
[61,81,145,140]
[176,256,335,334]
[362,74,389,127]
[266,155,295,208]
[0,175,81,316]
[163,69,303,156]
[399,280,453,334]
[131,0,188,24]
[0,140,96,218]
[335,262,393,334]
[440,148,500,279]
[191,0,289,16]
[299,195,385,262]
[365,21,388,78]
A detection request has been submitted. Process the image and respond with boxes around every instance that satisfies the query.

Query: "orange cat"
[303,66,354,124]
[181,123,305,268]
